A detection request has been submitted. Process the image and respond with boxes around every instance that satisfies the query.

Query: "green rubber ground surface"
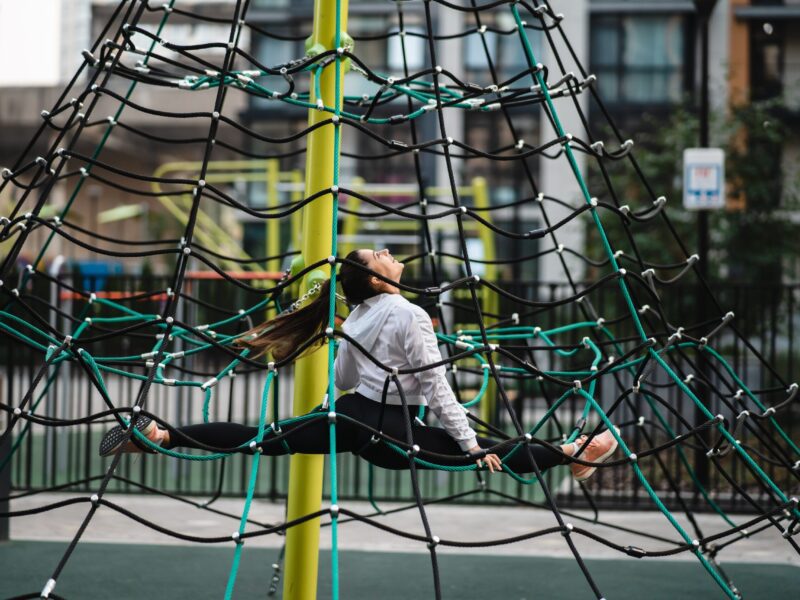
[1,541,797,599]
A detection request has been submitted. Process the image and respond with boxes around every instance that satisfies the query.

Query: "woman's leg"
[165,422,262,452]
[358,414,566,474]
[476,435,566,473]
[164,394,364,455]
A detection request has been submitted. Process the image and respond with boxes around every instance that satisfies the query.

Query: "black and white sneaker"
[99,415,161,457]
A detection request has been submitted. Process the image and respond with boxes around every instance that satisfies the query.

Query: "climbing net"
[1,0,799,598]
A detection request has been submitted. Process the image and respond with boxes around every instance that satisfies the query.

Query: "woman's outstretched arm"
[400,307,478,452]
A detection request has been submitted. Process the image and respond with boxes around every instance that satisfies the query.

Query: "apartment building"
[0,0,797,282]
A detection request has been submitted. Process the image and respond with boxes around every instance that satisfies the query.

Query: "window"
[750,21,785,101]
[590,14,690,105]
[461,12,541,83]
[250,30,304,110]
[498,24,542,80]
[387,26,426,72]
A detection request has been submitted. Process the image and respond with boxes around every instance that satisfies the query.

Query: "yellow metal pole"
[341,176,364,258]
[472,177,498,424]
[152,162,258,271]
[290,170,304,254]
[266,159,280,272]
[283,0,348,597]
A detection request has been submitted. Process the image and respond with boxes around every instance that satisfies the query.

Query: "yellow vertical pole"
[341,176,364,258]
[472,177,497,424]
[282,0,348,597]
[290,170,303,248]
[264,160,281,326]
[266,159,281,273]
[264,161,280,428]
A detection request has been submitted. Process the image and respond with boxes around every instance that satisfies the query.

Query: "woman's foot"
[98,415,166,457]
[570,427,619,482]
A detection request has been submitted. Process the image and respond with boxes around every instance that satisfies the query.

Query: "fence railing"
[2,273,798,513]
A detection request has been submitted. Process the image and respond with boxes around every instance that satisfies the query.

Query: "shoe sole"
[99,415,153,458]
[573,427,620,482]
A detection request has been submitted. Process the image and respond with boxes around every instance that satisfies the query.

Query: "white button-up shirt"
[334,293,478,452]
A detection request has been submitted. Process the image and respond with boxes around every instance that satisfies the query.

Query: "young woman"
[100,248,618,479]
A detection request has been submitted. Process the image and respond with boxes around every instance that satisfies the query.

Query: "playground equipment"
[1,1,798,600]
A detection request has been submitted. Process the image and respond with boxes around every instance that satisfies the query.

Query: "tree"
[586,100,800,284]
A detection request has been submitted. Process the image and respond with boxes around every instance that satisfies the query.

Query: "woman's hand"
[468,444,502,473]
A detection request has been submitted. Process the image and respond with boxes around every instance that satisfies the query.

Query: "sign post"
[684,145,724,491]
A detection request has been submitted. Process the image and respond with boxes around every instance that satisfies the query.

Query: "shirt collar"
[363,293,396,307]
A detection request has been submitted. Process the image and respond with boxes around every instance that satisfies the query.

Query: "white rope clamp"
[201,377,219,390]
[41,579,57,598]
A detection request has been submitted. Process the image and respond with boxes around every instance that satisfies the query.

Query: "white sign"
[683,148,725,210]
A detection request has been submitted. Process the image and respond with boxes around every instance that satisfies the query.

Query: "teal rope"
[509,4,790,594]
[224,370,276,599]
[327,0,345,594]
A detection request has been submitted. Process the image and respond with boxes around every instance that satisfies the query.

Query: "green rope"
[509,4,795,594]
[224,370,275,599]
[327,0,346,593]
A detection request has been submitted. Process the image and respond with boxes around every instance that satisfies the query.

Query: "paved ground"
[4,493,799,599]
[2,541,798,600]
[8,492,799,565]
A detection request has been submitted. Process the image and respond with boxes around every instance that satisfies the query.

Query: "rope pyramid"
[1,0,799,598]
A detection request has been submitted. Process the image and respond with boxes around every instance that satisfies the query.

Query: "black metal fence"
[2,273,798,514]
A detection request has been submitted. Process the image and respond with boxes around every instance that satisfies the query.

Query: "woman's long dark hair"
[236,249,378,360]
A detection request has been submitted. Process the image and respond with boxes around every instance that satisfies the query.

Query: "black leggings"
[166,393,566,473]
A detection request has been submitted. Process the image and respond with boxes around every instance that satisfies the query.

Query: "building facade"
[0,0,797,282]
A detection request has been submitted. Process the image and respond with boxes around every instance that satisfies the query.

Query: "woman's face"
[359,248,404,293]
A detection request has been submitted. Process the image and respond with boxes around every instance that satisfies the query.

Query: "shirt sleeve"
[401,309,478,452]
[334,339,359,392]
